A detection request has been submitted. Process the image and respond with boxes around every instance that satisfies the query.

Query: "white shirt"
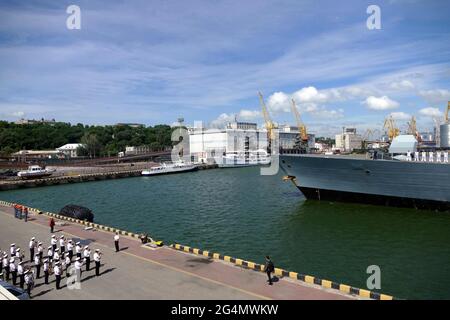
[37,246,43,253]
[53,252,60,261]
[65,256,71,265]
[17,265,23,275]
[75,245,81,253]
[67,243,73,250]
[2,258,8,267]
[29,240,35,249]
[15,251,21,259]
[83,249,90,258]
[75,261,82,270]
[47,249,53,257]
[94,253,101,262]
[59,239,65,247]
[25,273,32,284]
[43,262,49,271]
[114,235,119,241]
[54,265,61,276]
[10,247,15,255]
[9,262,16,271]
[34,256,40,266]
[51,238,57,245]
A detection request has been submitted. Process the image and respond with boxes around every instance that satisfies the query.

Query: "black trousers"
[19,274,25,288]
[39,252,43,261]
[115,240,119,252]
[95,261,100,276]
[66,263,71,277]
[61,246,65,255]
[50,226,54,233]
[26,283,32,296]
[44,270,49,284]
[86,257,90,271]
[266,271,272,284]
[52,244,57,252]
[55,274,61,289]
[30,248,34,262]
[36,265,41,278]
[76,252,81,259]
[12,271,17,285]
[0,263,2,274]
[5,266,10,280]
[68,250,73,260]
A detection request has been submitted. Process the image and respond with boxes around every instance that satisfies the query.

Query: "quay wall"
[0,163,218,191]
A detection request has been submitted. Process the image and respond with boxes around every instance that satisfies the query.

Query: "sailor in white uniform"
[74,257,83,282]
[54,261,61,290]
[2,254,9,280]
[37,242,43,261]
[65,253,71,277]
[9,258,17,285]
[10,244,16,256]
[29,237,36,262]
[114,233,120,252]
[67,240,74,260]
[421,151,427,162]
[47,246,53,262]
[24,270,34,296]
[444,151,449,163]
[51,235,57,252]
[17,261,24,289]
[94,249,102,276]
[59,236,66,255]
[406,151,411,161]
[75,242,82,259]
[429,151,434,163]
[15,248,23,262]
[53,248,60,262]
[436,151,442,163]
[34,254,41,278]
[43,259,50,284]
[83,246,91,271]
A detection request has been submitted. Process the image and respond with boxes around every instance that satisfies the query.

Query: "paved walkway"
[0,205,352,300]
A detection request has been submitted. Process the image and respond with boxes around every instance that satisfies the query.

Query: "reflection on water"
[1,166,450,299]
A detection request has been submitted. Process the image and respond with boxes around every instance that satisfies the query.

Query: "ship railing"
[406,151,449,163]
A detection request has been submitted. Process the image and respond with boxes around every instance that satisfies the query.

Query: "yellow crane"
[407,116,421,142]
[258,92,276,141]
[383,115,400,141]
[290,99,308,142]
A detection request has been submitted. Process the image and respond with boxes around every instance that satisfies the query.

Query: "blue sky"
[0,0,449,136]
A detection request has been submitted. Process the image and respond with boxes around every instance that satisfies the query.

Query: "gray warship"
[280,137,450,211]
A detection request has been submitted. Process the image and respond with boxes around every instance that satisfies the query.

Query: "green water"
[1,167,450,299]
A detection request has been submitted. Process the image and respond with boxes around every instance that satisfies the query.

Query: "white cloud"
[363,96,399,110]
[418,107,443,118]
[389,111,411,120]
[210,109,261,128]
[267,92,290,113]
[12,111,25,118]
[418,89,450,104]
[389,80,415,91]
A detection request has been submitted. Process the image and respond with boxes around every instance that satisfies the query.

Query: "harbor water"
[1,167,450,299]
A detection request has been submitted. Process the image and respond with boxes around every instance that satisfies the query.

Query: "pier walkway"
[0,204,352,300]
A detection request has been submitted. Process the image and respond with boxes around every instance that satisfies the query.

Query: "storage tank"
[441,123,450,148]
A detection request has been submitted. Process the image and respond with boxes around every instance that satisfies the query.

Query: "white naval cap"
[48,246,52,249]
[55,261,60,265]
[16,248,21,251]
[95,249,100,252]
[43,259,48,262]
[11,243,15,246]
[31,237,35,240]
[55,248,59,251]
[60,235,64,238]
[38,242,42,245]
[84,246,88,249]
[18,261,23,265]
[76,257,80,261]
[76,242,80,245]
[9,258,14,262]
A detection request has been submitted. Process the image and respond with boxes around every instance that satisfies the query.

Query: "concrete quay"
[0,203,355,300]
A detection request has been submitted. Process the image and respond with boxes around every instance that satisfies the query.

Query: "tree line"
[0,121,174,157]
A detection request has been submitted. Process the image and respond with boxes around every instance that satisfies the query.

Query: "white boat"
[17,165,53,179]
[216,149,271,168]
[141,161,198,176]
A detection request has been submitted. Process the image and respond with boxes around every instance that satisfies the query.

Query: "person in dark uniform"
[264,256,275,285]
[49,218,55,233]
[18,262,24,289]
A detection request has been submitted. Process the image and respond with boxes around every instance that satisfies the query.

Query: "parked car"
[0,280,30,300]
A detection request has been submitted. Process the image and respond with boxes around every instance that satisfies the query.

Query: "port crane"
[446,101,450,122]
[407,116,422,142]
[383,115,400,141]
[258,91,276,143]
[290,99,308,142]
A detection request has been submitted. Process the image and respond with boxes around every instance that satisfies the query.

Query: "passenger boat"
[17,165,53,179]
[141,161,198,176]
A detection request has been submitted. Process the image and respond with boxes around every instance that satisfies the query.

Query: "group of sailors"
[405,151,449,163]
[1,234,103,297]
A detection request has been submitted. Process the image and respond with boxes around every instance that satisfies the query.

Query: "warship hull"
[280,154,450,211]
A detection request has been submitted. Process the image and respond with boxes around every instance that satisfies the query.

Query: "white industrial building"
[278,125,315,150]
[189,122,268,163]
[334,127,363,152]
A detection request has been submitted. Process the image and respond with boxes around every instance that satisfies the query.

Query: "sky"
[0,0,449,136]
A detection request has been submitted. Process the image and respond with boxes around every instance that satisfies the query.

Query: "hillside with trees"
[0,121,173,157]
